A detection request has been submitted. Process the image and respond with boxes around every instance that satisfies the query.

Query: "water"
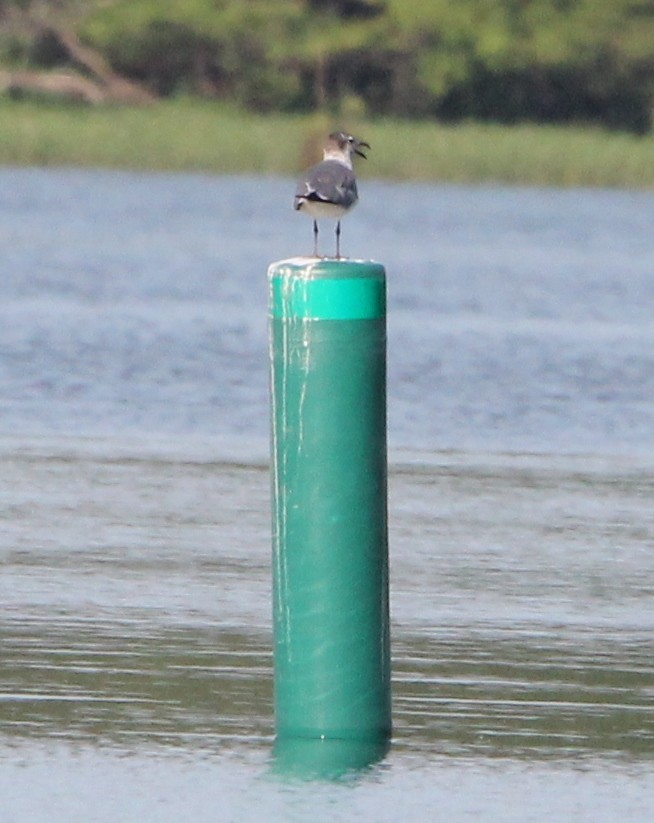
[1,169,653,821]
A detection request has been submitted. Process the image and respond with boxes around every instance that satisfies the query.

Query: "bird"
[294,131,370,259]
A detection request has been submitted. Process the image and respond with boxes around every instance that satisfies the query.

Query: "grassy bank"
[1,98,653,188]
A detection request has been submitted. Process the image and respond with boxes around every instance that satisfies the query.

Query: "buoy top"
[268,258,386,320]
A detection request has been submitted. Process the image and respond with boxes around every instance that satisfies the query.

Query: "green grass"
[1,97,653,188]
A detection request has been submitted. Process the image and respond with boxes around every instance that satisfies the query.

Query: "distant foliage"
[2,0,654,132]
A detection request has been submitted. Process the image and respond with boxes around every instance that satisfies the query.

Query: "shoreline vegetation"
[1,99,654,189]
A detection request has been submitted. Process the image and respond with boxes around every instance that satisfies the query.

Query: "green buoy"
[269,257,391,751]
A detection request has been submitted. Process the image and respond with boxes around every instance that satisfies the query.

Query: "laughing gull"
[294,131,370,258]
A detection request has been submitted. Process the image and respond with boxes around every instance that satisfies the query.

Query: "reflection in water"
[394,629,653,758]
[3,619,652,760]
[2,622,272,748]
[1,442,652,766]
[272,737,391,781]
[1,442,653,822]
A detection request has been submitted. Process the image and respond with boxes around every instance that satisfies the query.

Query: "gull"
[294,131,370,258]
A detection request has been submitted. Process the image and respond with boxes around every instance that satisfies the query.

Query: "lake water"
[1,168,653,821]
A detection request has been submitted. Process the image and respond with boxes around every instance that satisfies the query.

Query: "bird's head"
[327,131,370,161]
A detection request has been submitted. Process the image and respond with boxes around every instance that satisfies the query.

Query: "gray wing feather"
[295,160,358,208]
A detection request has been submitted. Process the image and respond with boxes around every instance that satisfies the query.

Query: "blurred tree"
[284,0,388,111]
[82,0,389,111]
[0,0,155,102]
[1,0,653,131]
[382,0,654,132]
[82,0,304,105]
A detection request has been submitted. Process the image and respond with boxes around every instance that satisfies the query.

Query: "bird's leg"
[335,221,341,259]
[313,220,319,257]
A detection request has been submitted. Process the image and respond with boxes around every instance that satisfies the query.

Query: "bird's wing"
[295,160,358,208]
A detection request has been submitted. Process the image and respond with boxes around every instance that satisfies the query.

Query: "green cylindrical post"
[268,257,391,747]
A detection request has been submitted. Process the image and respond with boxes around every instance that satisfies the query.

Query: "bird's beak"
[354,141,370,159]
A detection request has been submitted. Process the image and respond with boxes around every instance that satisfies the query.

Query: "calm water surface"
[1,169,653,821]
